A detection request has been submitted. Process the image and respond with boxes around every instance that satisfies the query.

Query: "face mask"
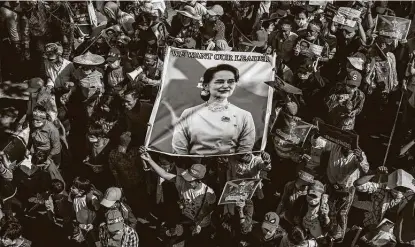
[33,120,45,128]
[307,194,320,206]
[296,19,308,28]
[88,136,98,143]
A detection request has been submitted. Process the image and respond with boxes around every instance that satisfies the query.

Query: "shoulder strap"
[194,185,209,220]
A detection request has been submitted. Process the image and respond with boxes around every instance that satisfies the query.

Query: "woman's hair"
[202,64,240,85]
[135,11,153,26]
[0,221,23,241]
[288,226,307,245]
[51,179,65,194]
[72,177,92,193]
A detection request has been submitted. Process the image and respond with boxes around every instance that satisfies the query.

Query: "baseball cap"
[308,180,324,197]
[387,169,415,193]
[261,212,280,232]
[181,164,206,182]
[106,209,124,233]
[345,70,362,87]
[207,4,224,16]
[27,77,44,93]
[101,187,122,208]
[298,170,314,184]
[106,47,121,63]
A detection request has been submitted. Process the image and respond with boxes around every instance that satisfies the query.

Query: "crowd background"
[1,0,415,247]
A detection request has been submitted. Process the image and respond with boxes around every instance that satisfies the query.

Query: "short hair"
[33,105,47,114]
[135,11,153,26]
[87,123,106,138]
[72,177,92,193]
[308,19,323,30]
[294,8,308,18]
[51,179,65,194]
[202,64,239,85]
[0,221,23,240]
[123,87,141,99]
[31,150,49,165]
[280,18,292,27]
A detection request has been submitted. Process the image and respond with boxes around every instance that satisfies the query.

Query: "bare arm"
[140,148,176,181]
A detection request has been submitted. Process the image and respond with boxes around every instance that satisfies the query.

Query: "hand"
[235,200,245,208]
[60,93,70,105]
[400,38,408,44]
[261,151,271,163]
[377,166,388,174]
[83,156,90,164]
[353,149,364,162]
[371,33,378,40]
[23,50,31,61]
[354,17,362,24]
[139,146,151,161]
[192,225,202,235]
[92,166,103,173]
[174,37,184,44]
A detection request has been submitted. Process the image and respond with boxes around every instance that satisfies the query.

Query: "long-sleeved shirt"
[323,142,369,188]
[0,3,20,44]
[30,121,61,157]
[99,223,139,247]
[44,58,75,89]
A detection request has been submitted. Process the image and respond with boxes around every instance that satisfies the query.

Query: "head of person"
[306,180,324,207]
[135,11,153,31]
[106,47,122,71]
[118,132,131,153]
[306,20,322,41]
[105,209,125,240]
[181,164,206,189]
[288,226,308,246]
[344,70,362,94]
[143,53,158,69]
[50,179,65,195]
[342,24,357,40]
[294,9,309,29]
[159,154,176,172]
[0,221,23,247]
[296,59,313,80]
[261,212,280,240]
[32,105,48,129]
[44,43,63,63]
[177,5,201,26]
[0,107,18,129]
[31,150,49,167]
[103,1,120,21]
[140,1,154,14]
[280,18,292,38]
[376,0,389,15]
[87,124,106,146]
[101,187,122,208]
[122,89,140,111]
[206,4,223,23]
[71,177,92,197]
[201,64,239,102]
[387,169,415,200]
[27,77,45,95]
[295,170,314,190]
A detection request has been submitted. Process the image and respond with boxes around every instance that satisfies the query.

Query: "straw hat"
[73,52,105,66]
[176,5,201,20]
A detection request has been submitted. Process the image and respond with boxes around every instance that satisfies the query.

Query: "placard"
[375,15,411,40]
[218,178,261,205]
[298,39,323,57]
[316,118,359,150]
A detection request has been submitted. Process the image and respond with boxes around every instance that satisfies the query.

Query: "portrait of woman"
[172,64,256,155]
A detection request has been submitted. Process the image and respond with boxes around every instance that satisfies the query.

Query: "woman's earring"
[200,88,210,101]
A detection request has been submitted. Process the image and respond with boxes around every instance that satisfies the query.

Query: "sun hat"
[181,164,206,182]
[73,51,105,66]
[176,5,201,20]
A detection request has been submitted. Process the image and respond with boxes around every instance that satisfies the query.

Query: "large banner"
[325,4,361,28]
[145,48,274,157]
[375,15,411,40]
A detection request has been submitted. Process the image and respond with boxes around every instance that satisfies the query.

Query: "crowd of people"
[1,0,415,247]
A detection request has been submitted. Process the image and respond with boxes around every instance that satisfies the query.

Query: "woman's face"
[295,13,308,28]
[205,70,237,100]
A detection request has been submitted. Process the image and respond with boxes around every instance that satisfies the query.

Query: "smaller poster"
[218,178,261,205]
[375,15,411,40]
[309,0,332,6]
[325,4,361,28]
[271,111,313,148]
[316,118,359,150]
[298,39,323,57]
